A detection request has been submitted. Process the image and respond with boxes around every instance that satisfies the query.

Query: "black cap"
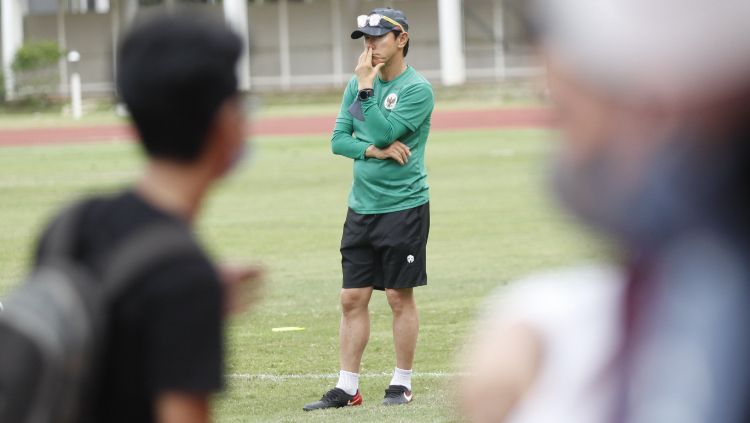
[351,8,409,39]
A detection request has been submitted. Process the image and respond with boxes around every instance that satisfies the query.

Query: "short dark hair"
[117,11,243,162]
[392,31,409,57]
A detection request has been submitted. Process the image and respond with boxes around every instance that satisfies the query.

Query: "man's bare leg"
[303,287,373,411]
[385,287,418,401]
[339,286,374,380]
[386,288,419,369]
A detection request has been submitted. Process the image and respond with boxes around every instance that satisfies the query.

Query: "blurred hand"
[366,141,411,165]
[356,46,385,90]
[218,263,265,316]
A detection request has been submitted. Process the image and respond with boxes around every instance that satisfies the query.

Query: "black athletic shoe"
[382,385,413,405]
[303,387,363,411]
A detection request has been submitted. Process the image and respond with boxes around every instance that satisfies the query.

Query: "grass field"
[0,127,604,422]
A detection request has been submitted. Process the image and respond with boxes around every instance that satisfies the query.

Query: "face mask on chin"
[229,139,254,175]
[219,95,254,178]
[218,137,254,179]
[551,128,735,251]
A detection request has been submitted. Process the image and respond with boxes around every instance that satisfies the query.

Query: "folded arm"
[330,80,432,161]
[359,97,412,148]
[331,118,411,165]
[331,115,373,160]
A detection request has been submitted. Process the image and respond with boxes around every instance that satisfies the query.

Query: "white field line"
[228,371,468,383]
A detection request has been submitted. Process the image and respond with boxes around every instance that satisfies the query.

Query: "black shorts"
[340,202,429,290]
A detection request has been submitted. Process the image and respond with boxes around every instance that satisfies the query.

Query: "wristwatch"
[358,88,374,101]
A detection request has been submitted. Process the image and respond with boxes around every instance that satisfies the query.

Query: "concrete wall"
[245,0,535,87]
[11,0,536,95]
[248,3,281,80]
[287,0,333,77]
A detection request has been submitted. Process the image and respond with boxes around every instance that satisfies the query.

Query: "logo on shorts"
[407,255,415,264]
[384,93,398,110]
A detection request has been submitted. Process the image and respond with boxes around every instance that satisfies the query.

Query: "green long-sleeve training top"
[331,66,434,214]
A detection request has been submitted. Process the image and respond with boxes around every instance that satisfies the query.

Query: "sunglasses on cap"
[357,14,406,33]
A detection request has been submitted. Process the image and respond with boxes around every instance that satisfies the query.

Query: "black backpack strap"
[102,222,202,300]
[43,200,93,259]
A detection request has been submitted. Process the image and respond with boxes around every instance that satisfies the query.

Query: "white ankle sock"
[389,367,412,390]
[335,370,359,396]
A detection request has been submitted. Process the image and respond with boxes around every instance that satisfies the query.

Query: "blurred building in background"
[1,0,536,99]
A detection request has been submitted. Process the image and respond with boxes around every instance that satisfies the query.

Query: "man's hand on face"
[356,45,385,90]
[365,141,411,165]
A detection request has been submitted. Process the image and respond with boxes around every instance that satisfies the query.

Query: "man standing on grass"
[33,12,262,423]
[303,7,434,411]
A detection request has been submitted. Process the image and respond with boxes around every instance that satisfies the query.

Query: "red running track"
[0,107,552,147]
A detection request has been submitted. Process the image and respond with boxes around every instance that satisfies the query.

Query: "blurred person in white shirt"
[458,1,750,422]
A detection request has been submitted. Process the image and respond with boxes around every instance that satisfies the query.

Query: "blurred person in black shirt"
[34,11,262,423]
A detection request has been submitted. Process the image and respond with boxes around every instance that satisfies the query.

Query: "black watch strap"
[358,88,374,101]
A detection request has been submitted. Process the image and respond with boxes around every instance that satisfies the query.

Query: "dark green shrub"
[12,41,62,72]
[0,71,5,102]
[12,41,62,100]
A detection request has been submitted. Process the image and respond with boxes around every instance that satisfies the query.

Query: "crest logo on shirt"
[407,255,415,264]
[384,93,398,110]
